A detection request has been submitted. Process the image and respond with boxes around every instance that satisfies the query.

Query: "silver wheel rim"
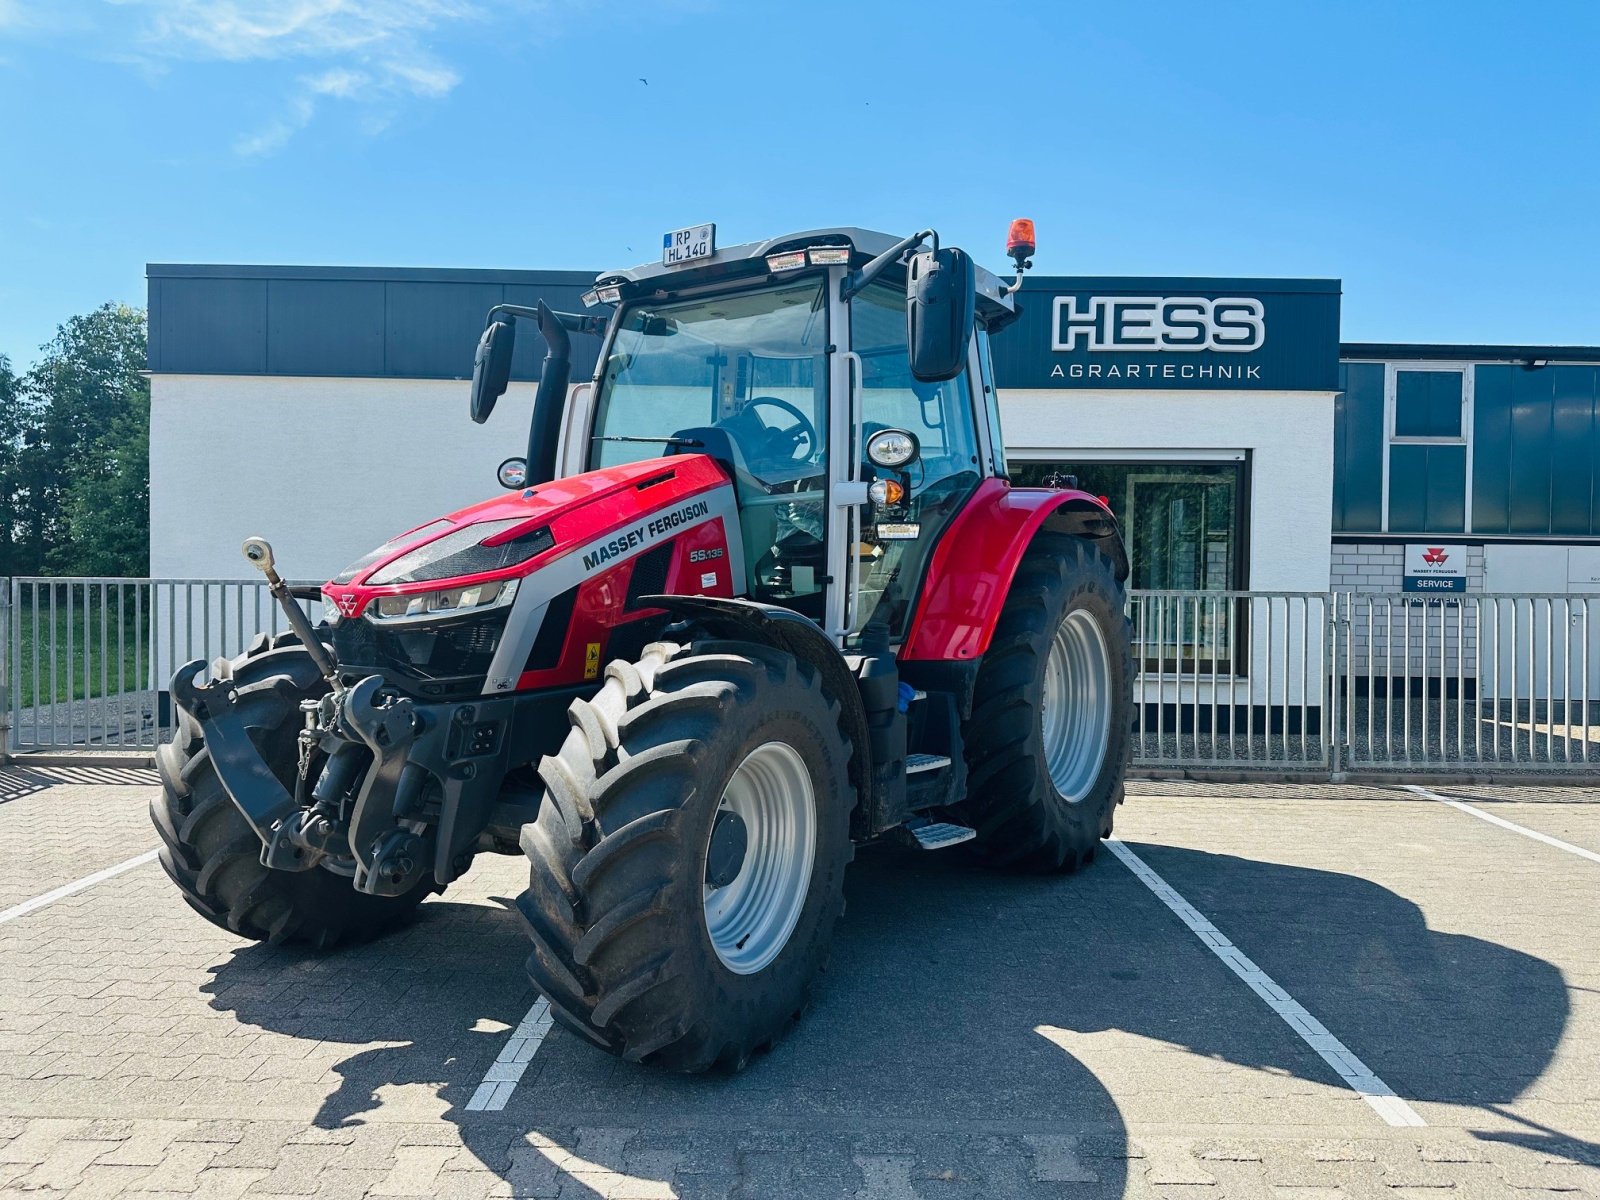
[703,740,817,975]
[1040,609,1113,803]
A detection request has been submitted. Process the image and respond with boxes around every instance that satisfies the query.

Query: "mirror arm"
[840,228,937,303]
[487,303,607,338]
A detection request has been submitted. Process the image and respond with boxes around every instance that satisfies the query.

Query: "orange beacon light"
[1006,218,1036,268]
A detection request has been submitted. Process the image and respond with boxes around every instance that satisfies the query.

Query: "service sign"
[663,223,715,267]
[988,277,1342,392]
[1403,544,1468,594]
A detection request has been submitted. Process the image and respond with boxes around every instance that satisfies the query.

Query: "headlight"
[367,519,555,585]
[367,579,519,625]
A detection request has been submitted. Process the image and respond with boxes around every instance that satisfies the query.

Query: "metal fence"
[3,577,315,753]
[3,577,1598,780]
[1132,589,1600,777]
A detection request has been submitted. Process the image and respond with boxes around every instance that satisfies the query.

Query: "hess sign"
[1054,296,1266,353]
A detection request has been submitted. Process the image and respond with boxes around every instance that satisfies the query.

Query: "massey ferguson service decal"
[581,499,711,571]
[1403,544,1468,594]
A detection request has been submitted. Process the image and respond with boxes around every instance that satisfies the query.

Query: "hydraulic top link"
[241,537,341,689]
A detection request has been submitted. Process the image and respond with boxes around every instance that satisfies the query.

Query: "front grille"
[332,608,507,699]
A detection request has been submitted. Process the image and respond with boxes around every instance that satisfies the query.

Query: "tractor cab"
[471,226,1028,650]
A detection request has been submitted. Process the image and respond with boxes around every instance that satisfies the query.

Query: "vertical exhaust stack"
[526,301,571,487]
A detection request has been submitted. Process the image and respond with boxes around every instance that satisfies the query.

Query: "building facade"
[145,261,1600,615]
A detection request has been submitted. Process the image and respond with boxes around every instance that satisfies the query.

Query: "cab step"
[905,753,949,775]
[902,817,977,851]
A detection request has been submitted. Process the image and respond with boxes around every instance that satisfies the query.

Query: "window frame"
[1380,361,1474,534]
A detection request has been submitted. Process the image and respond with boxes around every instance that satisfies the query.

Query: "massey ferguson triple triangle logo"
[1421,547,1449,565]
[1053,296,1267,353]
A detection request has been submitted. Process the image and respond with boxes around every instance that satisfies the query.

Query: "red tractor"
[153,222,1133,1071]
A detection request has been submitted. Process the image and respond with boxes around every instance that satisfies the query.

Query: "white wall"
[150,374,538,580]
[152,375,1337,599]
[997,387,1337,593]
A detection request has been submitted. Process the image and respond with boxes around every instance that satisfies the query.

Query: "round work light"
[865,429,919,470]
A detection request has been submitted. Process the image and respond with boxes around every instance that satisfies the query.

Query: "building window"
[1394,370,1463,439]
[1384,364,1469,533]
[1010,459,1248,671]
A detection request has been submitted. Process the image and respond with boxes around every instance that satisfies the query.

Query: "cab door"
[837,279,985,644]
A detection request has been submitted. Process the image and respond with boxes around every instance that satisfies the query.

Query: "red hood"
[322,453,731,613]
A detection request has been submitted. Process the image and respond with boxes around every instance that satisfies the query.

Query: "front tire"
[516,639,855,1071]
[963,534,1132,872]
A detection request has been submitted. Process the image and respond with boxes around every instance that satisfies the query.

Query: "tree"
[13,305,150,576]
[0,353,24,576]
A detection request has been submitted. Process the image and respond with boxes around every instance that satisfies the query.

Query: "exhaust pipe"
[526,300,571,487]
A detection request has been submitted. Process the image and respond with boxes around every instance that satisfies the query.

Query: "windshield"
[589,275,832,619]
[588,277,829,473]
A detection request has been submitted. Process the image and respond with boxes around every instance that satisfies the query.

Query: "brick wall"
[1330,542,1485,679]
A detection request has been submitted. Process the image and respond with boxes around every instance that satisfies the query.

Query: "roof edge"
[1342,342,1600,362]
[146,263,598,285]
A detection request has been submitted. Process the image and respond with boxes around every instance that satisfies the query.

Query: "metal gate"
[1132,589,1599,777]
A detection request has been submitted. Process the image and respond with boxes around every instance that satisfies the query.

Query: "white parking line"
[1104,837,1426,1128]
[465,996,553,1111]
[1401,784,1600,864]
[0,849,160,927]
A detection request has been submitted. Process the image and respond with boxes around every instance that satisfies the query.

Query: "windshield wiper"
[591,435,704,448]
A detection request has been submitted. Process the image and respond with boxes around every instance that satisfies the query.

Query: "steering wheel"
[746,396,819,461]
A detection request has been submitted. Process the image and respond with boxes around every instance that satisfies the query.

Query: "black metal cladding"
[1473,364,1600,536]
[1333,363,1384,532]
[147,264,602,382]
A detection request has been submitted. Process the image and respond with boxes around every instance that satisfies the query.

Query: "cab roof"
[596,226,1015,322]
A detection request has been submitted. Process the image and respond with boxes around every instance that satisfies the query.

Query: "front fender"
[638,594,872,823]
[900,479,1126,662]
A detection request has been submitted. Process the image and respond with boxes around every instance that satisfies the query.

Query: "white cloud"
[6,0,530,154]
[118,0,492,154]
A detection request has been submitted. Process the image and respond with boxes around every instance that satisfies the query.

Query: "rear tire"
[963,534,1132,872]
[151,633,432,947]
[516,639,855,1071]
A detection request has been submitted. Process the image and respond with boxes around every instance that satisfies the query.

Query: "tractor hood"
[321,453,733,622]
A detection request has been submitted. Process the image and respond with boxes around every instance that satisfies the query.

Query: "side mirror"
[906,247,975,382]
[469,316,516,424]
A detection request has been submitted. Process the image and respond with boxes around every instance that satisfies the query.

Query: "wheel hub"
[1039,608,1114,803]
[704,810,749,889]
[702,740,817,975]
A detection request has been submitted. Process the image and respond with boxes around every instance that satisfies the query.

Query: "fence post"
[1327,591,1343,781]
[0,578,11,763]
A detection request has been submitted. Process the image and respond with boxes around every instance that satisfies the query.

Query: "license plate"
[662,223,715,267]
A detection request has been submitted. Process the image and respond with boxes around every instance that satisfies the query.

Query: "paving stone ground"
[1,769,1596,1197]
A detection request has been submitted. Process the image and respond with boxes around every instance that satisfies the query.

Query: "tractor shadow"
[202,839,1579,1196]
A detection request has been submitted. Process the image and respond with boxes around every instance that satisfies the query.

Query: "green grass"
[7,587,152,709]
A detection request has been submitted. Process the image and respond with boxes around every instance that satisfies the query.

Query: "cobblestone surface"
[0,770,1596,1197]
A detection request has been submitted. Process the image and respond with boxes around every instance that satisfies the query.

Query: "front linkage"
[170,662,432,897]
[168,537,527,901]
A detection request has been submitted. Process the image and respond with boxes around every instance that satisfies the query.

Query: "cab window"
[851,281,983,640]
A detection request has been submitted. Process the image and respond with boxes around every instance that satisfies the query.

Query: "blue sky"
[1,0,1597,368]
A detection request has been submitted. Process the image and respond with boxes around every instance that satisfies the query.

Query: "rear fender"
[639,595,872,828]
[900,479,1127,662]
